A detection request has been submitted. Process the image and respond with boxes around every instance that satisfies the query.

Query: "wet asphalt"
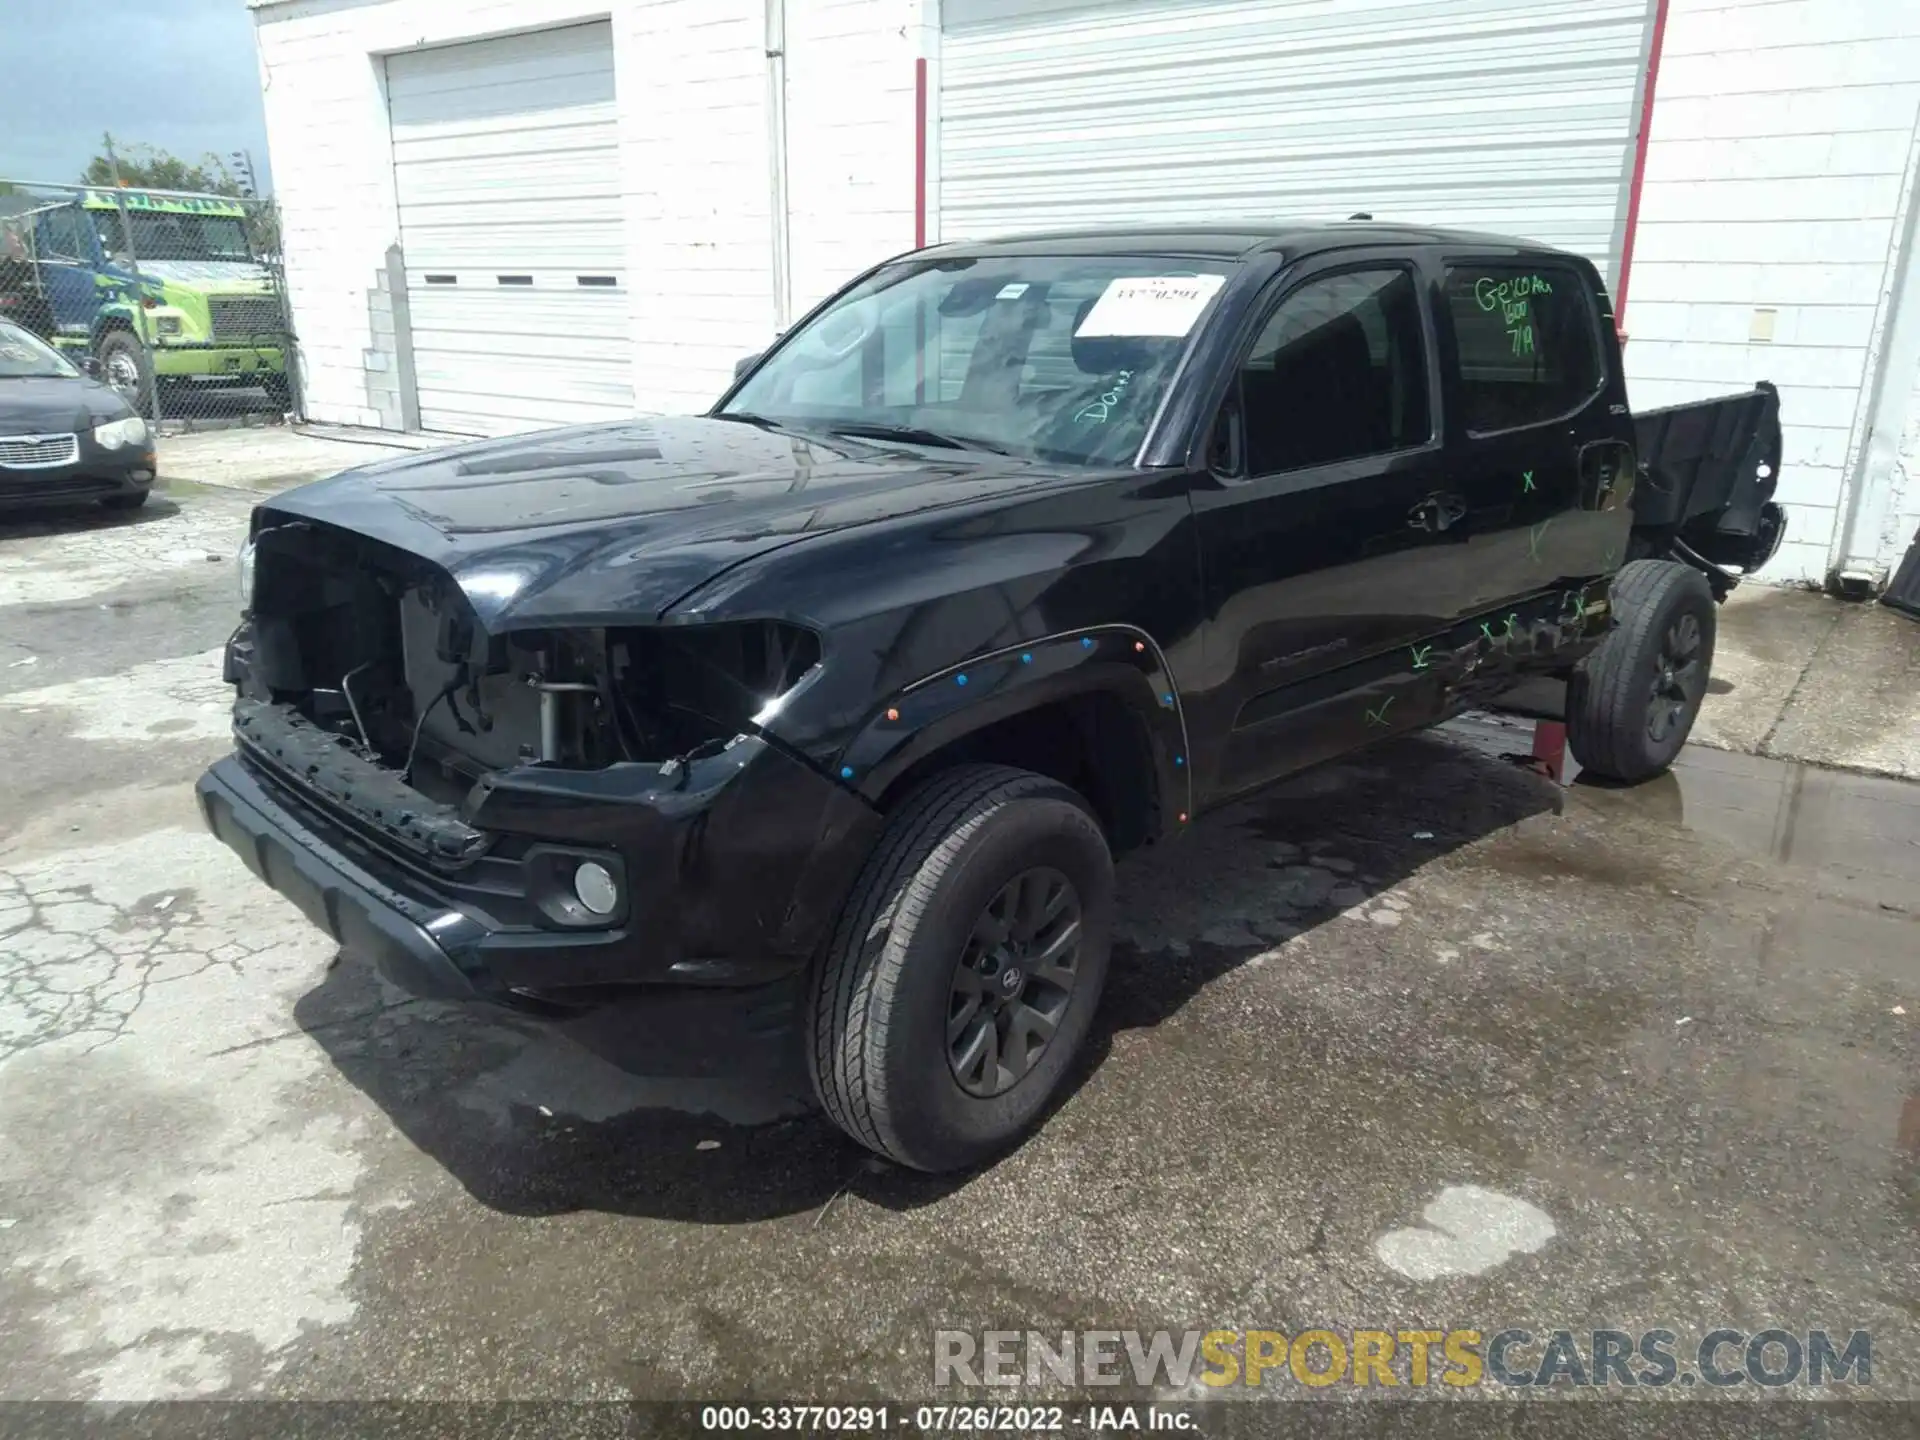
[1,486,1916,1419]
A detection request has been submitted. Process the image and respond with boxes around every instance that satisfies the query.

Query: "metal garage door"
[386,22,630,436]
[939,0,1654,286]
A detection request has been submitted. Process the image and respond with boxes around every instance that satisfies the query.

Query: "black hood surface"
[0,374,132,434]
[262,416,1099,629]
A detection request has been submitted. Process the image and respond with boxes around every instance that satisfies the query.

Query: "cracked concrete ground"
[1,481,1917,1416]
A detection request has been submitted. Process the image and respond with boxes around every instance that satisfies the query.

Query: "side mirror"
[734,351,763,381]
[80,355,103,380]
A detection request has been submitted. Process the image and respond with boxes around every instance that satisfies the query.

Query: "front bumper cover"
[198,755,489,1001]
[196,726,882,1010]
[0,448,153,507]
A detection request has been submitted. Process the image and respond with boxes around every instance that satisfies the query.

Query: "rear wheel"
[806,763,1114,1172]
[1567,559,1717,782]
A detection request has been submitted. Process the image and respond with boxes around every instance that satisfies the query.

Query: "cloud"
[1,0,272,191]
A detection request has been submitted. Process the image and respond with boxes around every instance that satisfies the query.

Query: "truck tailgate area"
[1631,382,1786,572]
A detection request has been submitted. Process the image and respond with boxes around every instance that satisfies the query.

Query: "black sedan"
[0,319,156,511]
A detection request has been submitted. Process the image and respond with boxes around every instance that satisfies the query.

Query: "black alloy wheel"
[1647,610,1704,747]
[947,866,1083,1098]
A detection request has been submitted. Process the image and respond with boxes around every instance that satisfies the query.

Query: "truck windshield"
[92,210,253,264]
[721,255,1237,466]
[0,320,77,379]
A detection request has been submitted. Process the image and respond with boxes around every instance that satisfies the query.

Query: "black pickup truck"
[198,223,1783,1171]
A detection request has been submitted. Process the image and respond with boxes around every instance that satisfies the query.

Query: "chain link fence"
[0,179,301,431]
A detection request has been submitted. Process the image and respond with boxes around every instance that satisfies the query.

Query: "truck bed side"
[1630,381,1786,578]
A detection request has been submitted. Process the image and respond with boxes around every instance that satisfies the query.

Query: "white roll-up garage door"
[939,0,1653,285]
[386,22,631,436]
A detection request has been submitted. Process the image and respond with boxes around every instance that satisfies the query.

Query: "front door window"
[1236,268,1431,475]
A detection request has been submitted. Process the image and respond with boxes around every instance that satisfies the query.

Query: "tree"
[77,134,281,262]
[80,135,251,197]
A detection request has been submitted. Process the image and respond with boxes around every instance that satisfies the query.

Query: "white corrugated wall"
[1623,0,1920,587]
[936,0,1653,285]
[385,22,634,435]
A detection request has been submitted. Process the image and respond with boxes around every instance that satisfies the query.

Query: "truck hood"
[124,260,274,291]
[260,416,1098,629]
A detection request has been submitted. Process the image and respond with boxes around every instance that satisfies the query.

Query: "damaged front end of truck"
[197,512,880,1014]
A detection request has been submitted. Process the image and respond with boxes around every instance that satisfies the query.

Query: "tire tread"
[1568,559,1716,781]
[806,763,1084,1164]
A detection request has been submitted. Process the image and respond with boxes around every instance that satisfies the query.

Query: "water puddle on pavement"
[1443,712,1920,910]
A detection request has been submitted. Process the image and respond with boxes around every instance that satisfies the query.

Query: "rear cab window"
[1441,260,1603,434]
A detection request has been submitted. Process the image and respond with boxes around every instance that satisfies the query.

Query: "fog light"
[573,861,619,916]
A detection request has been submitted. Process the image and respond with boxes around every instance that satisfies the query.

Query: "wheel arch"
[831,625,1193,854]
[90,310,140,348]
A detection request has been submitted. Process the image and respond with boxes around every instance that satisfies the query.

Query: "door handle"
[1407,492,1468,532]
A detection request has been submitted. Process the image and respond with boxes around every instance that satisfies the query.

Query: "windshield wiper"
[715,410,793,432]
[823,422,1010,455]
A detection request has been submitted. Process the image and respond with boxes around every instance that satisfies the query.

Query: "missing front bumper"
[232,697,488,866]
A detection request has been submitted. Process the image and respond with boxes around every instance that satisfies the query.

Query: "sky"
[1,0,274,192]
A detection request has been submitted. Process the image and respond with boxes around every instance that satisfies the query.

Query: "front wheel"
[96,331,155,418]
[1567,559,1717,783]
[806,764,1115,1172]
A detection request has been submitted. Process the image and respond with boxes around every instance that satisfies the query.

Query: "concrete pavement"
[1693,581,1920,782]
[2,477,1917,1415]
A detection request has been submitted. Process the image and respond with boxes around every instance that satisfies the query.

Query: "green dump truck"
[0,186,290,416]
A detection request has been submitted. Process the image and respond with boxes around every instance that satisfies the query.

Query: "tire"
[1567,559,1716,783]
[101,489,149,511]
[96,331,155,418]
[807,763,1115,1172]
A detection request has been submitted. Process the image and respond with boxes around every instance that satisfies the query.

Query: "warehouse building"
[248,0,1920,589]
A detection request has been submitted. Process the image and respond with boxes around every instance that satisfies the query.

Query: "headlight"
[155,316,182,336]
[92,415,149,449]
[237,538,257,606]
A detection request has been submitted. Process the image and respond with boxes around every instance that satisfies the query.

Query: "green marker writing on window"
[1474,274,1554,312]
[1364,697,1395,728]
[1410,644,1433,671]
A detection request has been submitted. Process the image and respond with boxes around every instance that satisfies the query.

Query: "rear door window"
[1443,262,1601,434]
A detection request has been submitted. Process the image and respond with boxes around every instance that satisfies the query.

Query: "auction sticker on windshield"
[1075,274,1226,338]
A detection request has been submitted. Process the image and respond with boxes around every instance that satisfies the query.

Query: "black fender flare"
[829,623,1195,835]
